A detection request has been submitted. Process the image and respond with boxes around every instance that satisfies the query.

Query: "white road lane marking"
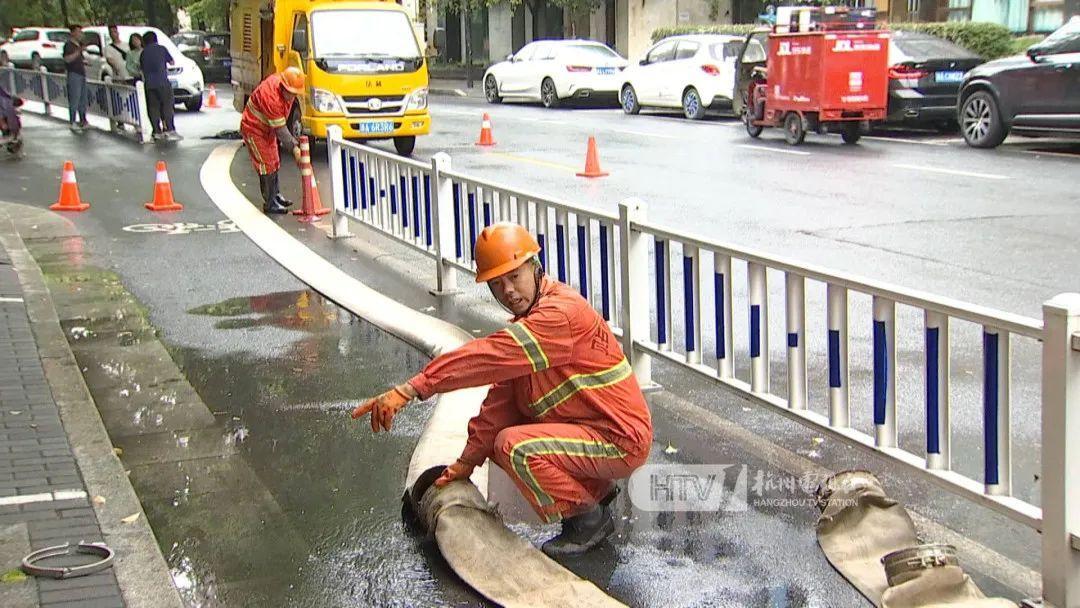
[738,145,812,156]
[864,136,950,147]
[610,128,679,140]
[0,297,25,303]
[0,489,88,507]
[893,163,1010,180]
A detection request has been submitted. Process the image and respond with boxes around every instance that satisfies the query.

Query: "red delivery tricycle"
[743,7,891,145]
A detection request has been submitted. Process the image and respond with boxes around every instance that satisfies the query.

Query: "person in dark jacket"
[61,25,89,131]
[139,31,180,141]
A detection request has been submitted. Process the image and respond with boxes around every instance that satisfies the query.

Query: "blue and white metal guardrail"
[1,66,152,143]
[325,126,1079,608]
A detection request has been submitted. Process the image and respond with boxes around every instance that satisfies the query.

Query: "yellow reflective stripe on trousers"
[244,136,268,174]
[527,358,632,418]
[505,322,550,372]
[509,437,626,523]
[245,101,287,128]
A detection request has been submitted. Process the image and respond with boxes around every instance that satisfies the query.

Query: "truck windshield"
[311,10,421,59]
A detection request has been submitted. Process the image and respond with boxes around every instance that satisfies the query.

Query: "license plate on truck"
[358,121,394,134]
[935,70,964,83]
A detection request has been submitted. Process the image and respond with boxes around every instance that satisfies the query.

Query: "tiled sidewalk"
[0,244,124,607]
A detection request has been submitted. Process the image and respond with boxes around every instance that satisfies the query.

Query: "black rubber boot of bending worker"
[261,172,288,214]
[540,503,614,557]
[267,171,293,208]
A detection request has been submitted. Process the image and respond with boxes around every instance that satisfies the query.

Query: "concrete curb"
[0,206,184,608]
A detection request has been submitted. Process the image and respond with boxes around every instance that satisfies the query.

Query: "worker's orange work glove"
[434,459,475,488]
[350,386,412,432]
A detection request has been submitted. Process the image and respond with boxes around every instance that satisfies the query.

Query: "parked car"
[885,31,983,130]
[958,16,1080,148]
[483,40,628,108]
[172,31,231,83]
[620,34,745,120]
[83,26,206,111]
[0,27,70,72]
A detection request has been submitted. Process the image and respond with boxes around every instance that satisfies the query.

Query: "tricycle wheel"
[841,122,861,144]
[783,112,806,145]
[743,104,763,138]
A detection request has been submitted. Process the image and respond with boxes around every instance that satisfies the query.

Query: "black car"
[958,16,1080,148]
[171,31,231,83]
[886,31,983,129]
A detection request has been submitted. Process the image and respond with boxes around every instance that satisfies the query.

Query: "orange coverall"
[409,277,653,522]
[240,73,291,176]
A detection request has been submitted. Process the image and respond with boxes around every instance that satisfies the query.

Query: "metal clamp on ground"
[21,541,116,579]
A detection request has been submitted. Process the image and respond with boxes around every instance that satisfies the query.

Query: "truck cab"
[231,0,430,156]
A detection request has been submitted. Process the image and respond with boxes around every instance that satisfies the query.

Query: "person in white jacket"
[103,25,130,82]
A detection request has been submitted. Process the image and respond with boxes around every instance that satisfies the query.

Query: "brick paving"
[0,244,124,607]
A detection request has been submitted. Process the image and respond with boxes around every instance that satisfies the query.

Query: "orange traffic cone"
[293,136,330,222]
[576,136,609,178]
[145,161,183,211]
[206,85,220,109]
[475,113,496,146]
[50,161,90,212]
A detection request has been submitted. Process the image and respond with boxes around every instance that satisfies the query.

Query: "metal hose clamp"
[21,541,115,579]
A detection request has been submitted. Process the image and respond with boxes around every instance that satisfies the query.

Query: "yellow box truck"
[230,0,430,156]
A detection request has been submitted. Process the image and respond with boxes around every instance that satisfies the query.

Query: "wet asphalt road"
[0,86,1074,605]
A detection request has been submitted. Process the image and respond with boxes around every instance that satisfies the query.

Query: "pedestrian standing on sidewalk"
[139,31,181,141]
[125,33,143,83]
[62,25,89,132]
[103,25,129,82]
[351,223,653,557]
[239,68,304,214]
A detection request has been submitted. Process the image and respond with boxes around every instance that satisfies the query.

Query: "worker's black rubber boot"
[258,174,273,206]
[267,172,293,208]
[262,199,289,214]
[540,503,614,557]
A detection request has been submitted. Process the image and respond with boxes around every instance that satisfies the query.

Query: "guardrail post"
[39,66,50,116]
[103,75,120,133]
[786,272,806,410]
[748,262,769,394]
[618,198,653,388]
[429,152,459,296]
[327,125,351,239]
[134,80,151,144]
[1040,293,1080,608]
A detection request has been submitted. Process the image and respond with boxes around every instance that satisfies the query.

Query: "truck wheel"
[394,136,416,157]
[841,122,861,144]
[682,87,706,120]
[960,91,1007,149]
[783,112,806,145]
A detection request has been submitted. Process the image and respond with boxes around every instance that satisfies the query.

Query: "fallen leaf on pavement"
[121,513,140,524]
[663,443,678,455]
[113,447,124,456]
[92,495,106,506]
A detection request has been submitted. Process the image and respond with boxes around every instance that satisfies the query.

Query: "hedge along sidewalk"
[651,21,1039,60]
[0,205,183,608]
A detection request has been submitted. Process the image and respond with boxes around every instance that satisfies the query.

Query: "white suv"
[83,26,205,111]
[0,27,70,72]
[620,34,744,120]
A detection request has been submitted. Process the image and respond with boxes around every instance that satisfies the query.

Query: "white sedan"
[620,34,745,120]
[484,40,628,108]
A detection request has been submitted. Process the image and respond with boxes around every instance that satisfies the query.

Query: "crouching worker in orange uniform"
[352,223,652,556]
[240,67,305,215]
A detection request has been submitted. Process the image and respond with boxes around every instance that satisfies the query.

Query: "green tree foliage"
[184,0,230,31]
[0,0,187,35]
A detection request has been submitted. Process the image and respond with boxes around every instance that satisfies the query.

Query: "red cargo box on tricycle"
[746,29,891,145]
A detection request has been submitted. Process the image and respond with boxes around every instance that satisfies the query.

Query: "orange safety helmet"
[474,223,541,283]
[280,67,306,95]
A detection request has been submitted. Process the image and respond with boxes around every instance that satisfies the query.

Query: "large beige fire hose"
[815,470,1016,608]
